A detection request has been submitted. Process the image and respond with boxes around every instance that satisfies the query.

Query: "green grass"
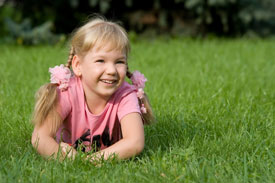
[0,38,274,182]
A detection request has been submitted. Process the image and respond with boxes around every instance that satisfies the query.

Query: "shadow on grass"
[142,112,198,154]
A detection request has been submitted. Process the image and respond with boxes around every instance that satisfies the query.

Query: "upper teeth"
[102,80,115,84]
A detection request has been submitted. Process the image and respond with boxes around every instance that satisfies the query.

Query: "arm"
[91,112,144,160]
[31,115,76,159]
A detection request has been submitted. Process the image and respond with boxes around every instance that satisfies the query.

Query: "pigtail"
[32,46,73,135]
[139,93,155,125]
[32,83,62,135]
[126,70,132,79]
[127,70,155,125]
[66,46,75,68]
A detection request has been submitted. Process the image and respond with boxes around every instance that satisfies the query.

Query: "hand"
[85,154,105,167]
[60,142,77,160]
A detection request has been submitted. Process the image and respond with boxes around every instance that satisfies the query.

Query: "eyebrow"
[116,56,127,60]
[93,55,126,60]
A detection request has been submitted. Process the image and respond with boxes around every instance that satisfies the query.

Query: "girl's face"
[74,44,127,101]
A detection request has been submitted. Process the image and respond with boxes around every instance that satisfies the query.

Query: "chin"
[101,89,117,98]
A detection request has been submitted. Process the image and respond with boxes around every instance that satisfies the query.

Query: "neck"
[80,81,111,115]
[84,91,109,115]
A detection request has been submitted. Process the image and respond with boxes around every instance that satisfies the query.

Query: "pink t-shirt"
[56,76,141,152]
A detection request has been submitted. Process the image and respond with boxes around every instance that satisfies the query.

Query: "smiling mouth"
[101,79,117,84]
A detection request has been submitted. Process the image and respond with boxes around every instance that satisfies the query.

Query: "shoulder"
[57,76,84,119]
[114,81,137,100]
[115,82,141,120]
[58,76,83,99]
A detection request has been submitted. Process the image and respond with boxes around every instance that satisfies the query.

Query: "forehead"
[93,38,126,52]
[86,44,126,59]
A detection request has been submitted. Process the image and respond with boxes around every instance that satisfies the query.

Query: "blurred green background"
[1,0,275,45]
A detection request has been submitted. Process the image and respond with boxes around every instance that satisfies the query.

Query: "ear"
[71,55,82,77]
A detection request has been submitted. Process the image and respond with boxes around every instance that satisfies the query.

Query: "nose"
[105,63,117,75]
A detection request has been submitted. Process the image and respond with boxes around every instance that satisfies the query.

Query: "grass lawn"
[0,38,274,182]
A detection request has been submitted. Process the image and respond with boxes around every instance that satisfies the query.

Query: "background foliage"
[1,0,275,45]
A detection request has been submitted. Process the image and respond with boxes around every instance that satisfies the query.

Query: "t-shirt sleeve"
[57,88,72,120]
[117,91,141,121]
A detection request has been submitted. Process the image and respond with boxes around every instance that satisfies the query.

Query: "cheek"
[118,66,127,77]
[81,67,101,80]
[87,64,103,75]
[93,67,103,73]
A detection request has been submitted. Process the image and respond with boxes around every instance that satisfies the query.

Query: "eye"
[96,59,104,63]
[116,60,126,64]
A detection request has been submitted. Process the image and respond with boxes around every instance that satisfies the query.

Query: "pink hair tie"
[137,88,145,99]
[141,104,147,114]
[49,64,72,91]
[130,71,147,114]
[130,71,147,89]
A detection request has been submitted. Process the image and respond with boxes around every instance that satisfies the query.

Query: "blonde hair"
[32,16,154,133]
[32,84,62,135]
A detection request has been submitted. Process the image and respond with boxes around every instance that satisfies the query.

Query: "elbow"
[130,138,144,156]
[135,144,144,155]
[31,134,36,148]
[31,131,39,149]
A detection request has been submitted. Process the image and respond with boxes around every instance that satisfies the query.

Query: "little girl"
[31,17,154,161]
